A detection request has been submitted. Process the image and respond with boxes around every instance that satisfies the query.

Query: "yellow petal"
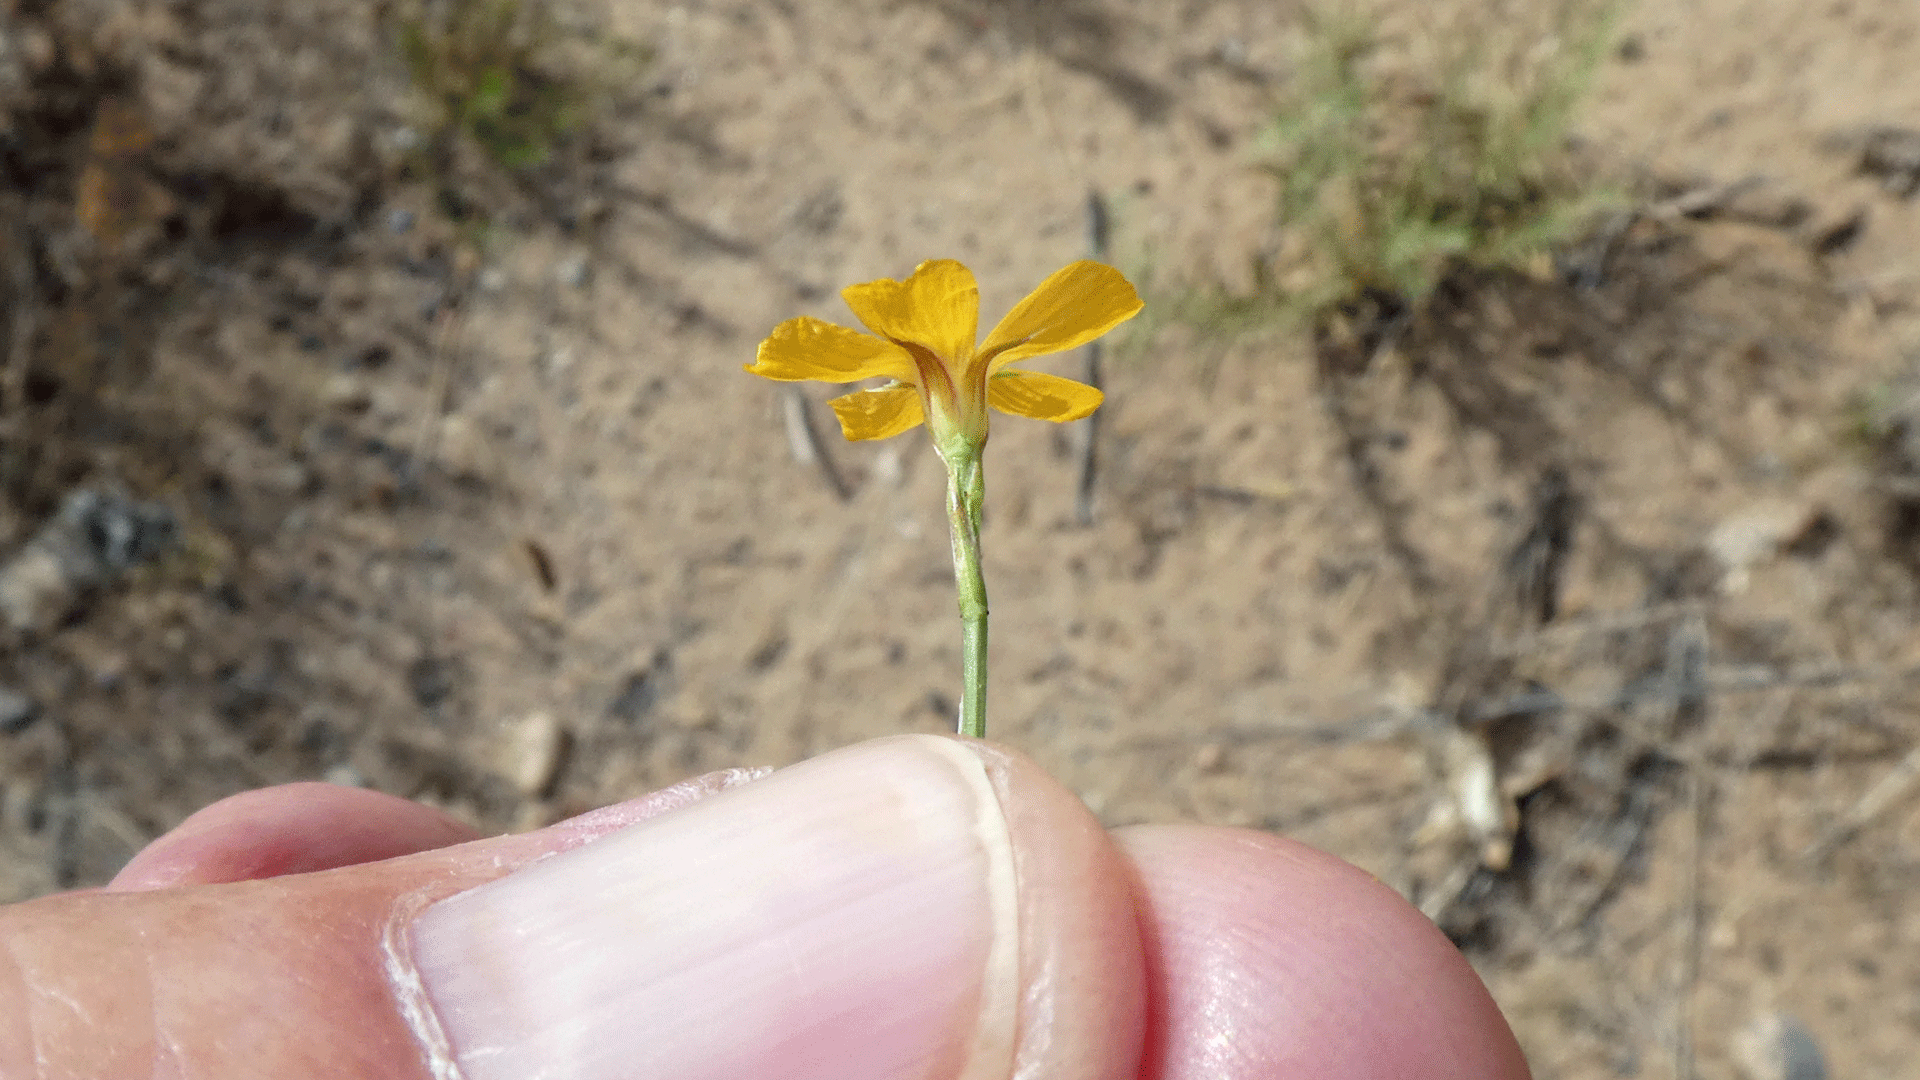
[979,261,1143,371]
[840,260,980,370]
[747,317,916,383]
[986,369,1104,423]
[828,386,926,441]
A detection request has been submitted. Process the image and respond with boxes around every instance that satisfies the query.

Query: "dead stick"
[1121,659,1920,750]
[2,203,36,487]
[782,386,852,501]
[1804,743,1920,862]
[1669,614,1707,1080]
[1074,189,1109,526]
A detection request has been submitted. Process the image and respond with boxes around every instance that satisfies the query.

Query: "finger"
[1118,825,1531,1080]
[110,766,773,892]
[108,783,484,891]
[0,737,1144,1080]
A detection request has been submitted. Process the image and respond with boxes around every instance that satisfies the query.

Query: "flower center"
[896,340,956,402]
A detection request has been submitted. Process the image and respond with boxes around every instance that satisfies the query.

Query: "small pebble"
[497,711,571,797]
[1708,499,1819,593]
[0,490,177,633]
[0,686,40,733]
[555,254,591,288]
[1734,1013,1827,1080]
[407,655,460,709]
[388,208,416,234]
[0,548,70,635]
[436,414,498,483]
[323,763,367,789]
[321,372,372,412]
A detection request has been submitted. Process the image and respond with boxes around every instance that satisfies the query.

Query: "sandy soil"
[2,0,1920,1076]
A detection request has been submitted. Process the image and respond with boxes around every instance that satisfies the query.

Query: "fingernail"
[399,736,1018,1080]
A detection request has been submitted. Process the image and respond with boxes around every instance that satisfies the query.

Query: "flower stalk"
[941,441,989,737]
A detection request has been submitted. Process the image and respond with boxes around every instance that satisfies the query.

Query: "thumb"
[0,735,1145,1080]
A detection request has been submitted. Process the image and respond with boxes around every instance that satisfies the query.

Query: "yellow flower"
[747,259,1142,449]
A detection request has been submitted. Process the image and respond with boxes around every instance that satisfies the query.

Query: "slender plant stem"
[961,613,987,738]
[945,446,989,738]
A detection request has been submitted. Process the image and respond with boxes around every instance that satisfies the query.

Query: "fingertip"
[109,782,483,891]
[1118,825,1531,1080]
[962,738,1147,1079]
[406,736,1145,1080]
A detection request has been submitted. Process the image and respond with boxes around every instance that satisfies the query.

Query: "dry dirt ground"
[3,0,1920,1076]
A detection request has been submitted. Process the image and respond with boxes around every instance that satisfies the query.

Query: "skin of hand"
[0,735,1531,1080]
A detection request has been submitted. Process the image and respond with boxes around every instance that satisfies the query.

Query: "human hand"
[0,735,1530,1078]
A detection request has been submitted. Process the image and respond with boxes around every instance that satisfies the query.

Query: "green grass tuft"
[1213,0,1625,332]
[397,0,581,171]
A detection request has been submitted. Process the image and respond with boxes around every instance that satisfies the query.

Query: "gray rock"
[1860,126,1920,197]
[1734,1013,1827,1080]
[554,253,591,288]
[0,489,178,634]
[407,655,461,709]
[0,686,38,733]
[495,711,571,798]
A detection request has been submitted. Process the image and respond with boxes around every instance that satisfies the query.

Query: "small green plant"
[1247,0,1622,326]
[396,0,587,171]
[1841,380,1919,457]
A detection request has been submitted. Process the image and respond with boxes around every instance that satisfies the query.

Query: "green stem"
[945,445,989,738]
[961,613,987,739]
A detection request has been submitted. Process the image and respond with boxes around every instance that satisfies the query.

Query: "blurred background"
[2,0,1918,1075]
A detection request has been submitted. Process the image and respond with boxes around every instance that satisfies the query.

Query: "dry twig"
[1074,189,1109,526]
[1803,743,1920,862]
[780,386,852,501]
